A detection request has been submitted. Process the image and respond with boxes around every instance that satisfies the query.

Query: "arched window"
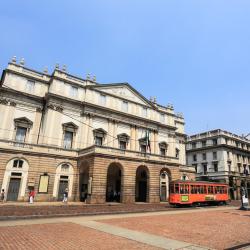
[181,175,189,181]
[61,164,70,172]
[13,159,24,168]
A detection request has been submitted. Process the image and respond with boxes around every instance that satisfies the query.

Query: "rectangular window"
[237,154,240,161]
[121,101,128,112]
[95,136,103,146]
[15,127,27,142]
[160,148,166,156]
[193,154,197,161]
[238,163,241,173]
[140,144,146,153]
[142,107,147,117]
[38,175,49,193]
[192,142,196,149]
[192,164,197,173]
[26,80,35,93]
[119,141,126,150]
[160,113,165,123]
[213,152,217,160]
[99,94,106,106]
[213,139,218,145]
[70,86,78,98]
[64,131,73,149]
[202,140,206,147]
[203,164,207,174]
[202,153,206,160]
[176,148,180,158]
[214,163,218,172]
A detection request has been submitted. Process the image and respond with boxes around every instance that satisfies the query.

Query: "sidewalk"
[0,200,241,221]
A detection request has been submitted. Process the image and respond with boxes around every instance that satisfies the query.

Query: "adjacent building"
[0,58,194,203]
[186,129,250,199]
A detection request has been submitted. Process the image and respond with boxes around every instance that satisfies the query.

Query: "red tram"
[169,180,229,206]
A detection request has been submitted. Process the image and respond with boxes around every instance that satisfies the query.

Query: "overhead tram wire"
[1,84,184,146]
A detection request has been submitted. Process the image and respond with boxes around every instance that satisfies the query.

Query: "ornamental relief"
[0,98,16,106]
[47,104,63,112]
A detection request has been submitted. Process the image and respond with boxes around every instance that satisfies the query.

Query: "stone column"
[87,114,93,147]
[154,130,159,155]
[107,119,113,147]
[135,126,139,151]
[151,130,155,154]
[130,125,135,151]
[112,120,118,148]
[31,107,43,144]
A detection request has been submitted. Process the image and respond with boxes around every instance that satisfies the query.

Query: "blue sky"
[0,0,249,136]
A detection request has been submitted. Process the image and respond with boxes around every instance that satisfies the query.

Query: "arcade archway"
[106,163,123,202]
[135,165,149,202]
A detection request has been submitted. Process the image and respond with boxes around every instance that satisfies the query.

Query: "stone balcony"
[79,145,182,165]
[0,139,78,158]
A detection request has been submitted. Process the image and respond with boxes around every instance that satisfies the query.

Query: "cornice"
[46,92,178,131]
[187,144,250,155]
[4,69,50,85]
[0,86,44,103]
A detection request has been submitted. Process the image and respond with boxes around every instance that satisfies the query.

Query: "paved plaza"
[0,206,250,250]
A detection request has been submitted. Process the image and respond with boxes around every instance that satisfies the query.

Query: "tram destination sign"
[205,195,215,201]
[181,195,189,202]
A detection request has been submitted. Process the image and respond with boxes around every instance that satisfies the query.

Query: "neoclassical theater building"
[0,58,194,203]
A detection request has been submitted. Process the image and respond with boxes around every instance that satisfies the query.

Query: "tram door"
[7,178,21,201]
[57,177,68,201]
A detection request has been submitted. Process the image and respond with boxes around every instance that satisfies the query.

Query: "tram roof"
[170,180,228,185]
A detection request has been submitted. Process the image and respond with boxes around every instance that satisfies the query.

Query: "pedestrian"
[63,188,68,203]
[29,189,35,204]
[0,189,5,203]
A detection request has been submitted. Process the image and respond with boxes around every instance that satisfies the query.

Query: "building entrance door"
[138,181,147,202]
[7,178,21,201]
[57,180,68,201]
[160,184,167,201]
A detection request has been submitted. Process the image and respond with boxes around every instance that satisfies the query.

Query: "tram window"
[208,186,213,194]
[184,184,189,194]
[180,184,184,194]
[170,185,174,194]
[200,186,204,194]
[175,184,179,193]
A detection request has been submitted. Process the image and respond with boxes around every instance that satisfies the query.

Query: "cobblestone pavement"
[100,208,250,250]
[0,222,159,250]
[0,207,248,250]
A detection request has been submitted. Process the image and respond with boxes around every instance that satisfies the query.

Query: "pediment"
[62,122,78,129]
[14,117,33,125]
[92,84,152,107]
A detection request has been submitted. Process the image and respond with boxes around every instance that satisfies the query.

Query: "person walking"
[29,189,35,204]
[0,189,5,203]
[63,188,68,203]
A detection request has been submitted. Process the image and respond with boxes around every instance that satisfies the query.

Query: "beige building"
[186,129,250,199]
[0,57,194,203]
